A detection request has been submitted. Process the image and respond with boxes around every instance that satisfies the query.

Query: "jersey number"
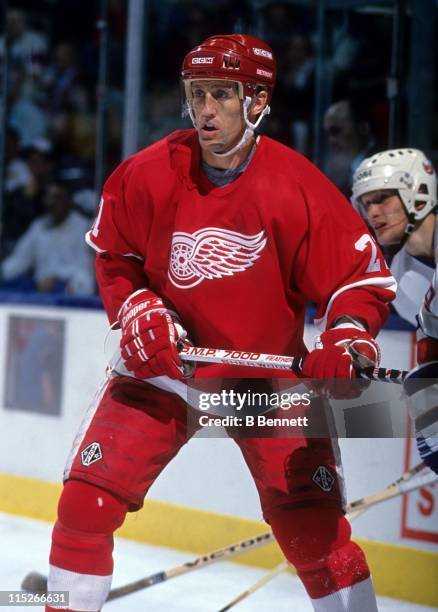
[354,234,381,273]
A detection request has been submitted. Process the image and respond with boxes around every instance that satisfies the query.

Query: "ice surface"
[0,512,434,611]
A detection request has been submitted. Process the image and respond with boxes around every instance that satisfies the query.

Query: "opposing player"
[46,35,396,611]
[352,149,438,474]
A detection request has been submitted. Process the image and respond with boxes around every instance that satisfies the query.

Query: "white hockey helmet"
[351,148,437,223]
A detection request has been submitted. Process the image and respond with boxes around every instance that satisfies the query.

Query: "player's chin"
[375,231,401,247]
[198,137,226,153]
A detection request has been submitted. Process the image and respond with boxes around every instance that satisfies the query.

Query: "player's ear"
[249,90,268,120]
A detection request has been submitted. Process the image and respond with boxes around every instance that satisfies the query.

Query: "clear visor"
[181,78,244,118]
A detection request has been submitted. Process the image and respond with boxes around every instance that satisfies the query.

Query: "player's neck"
[201,135,256,170]
[405,213,436,259]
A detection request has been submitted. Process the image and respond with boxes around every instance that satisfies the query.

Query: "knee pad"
[58,479,127,534]
[50,480,128,577]
[269,506,370,598]
[269,506,351,569]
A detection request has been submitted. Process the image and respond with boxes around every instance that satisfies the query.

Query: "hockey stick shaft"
[20,532,276,600]
[217,561,289,612]
[21,463,428,600]
[179,345,408,383]
[217,461,431,611]
[347,464,436,512]
[107,531,274,600]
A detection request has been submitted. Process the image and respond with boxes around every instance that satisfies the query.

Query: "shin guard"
[47,480,128,611]
[269,506,377,611]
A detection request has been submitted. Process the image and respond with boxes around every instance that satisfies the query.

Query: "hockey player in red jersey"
[46,35,396,611]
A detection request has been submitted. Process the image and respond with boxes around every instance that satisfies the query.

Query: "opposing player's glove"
[118,289,194,380]
[404,361,438,475]
[417,329,438,364]
[416,433,438,474]
[302,325,380,398]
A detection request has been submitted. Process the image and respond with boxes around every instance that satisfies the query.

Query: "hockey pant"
[47,376,378,611]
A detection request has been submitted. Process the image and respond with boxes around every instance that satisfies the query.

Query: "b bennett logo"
[192,57,214,64]
[312,466,335,492]
[81,442,103,466]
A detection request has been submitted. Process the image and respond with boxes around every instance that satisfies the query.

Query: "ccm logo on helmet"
[356,169,372,181]
[192,57,214,65]
[257,68,273,79]
[253,47,273,60]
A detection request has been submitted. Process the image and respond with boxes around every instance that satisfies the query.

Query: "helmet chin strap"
[384,221,415,254]
[370,210,416,252]
[188,96,270,158]
[382,209,416,242]
[211,97,270,158]
[399,214,416,247]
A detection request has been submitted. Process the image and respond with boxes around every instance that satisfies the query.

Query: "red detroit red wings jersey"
[87,129,396,361]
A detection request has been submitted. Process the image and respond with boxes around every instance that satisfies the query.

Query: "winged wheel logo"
[168,227,267,289]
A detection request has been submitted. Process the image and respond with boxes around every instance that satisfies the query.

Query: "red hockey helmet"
[181,34,276,102]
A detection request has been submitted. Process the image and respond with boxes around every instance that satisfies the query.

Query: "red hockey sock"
[269,506,370,599]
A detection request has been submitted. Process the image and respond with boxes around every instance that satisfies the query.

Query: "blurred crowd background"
[0,0,436,297]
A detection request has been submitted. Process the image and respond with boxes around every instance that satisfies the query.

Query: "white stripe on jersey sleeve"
[314,276,397,331]
[85,229,145,260]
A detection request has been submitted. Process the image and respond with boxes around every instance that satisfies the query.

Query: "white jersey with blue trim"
[417,216,438,339]
[394,219,438,434]
[390,248,434,327]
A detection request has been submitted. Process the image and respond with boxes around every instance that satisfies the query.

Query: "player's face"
[360,189,408,245]
[44,184,71,225]
[324,112,359,154]
[190,80,244,159]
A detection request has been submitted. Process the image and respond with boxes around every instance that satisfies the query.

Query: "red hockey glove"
[118,289,193,380]
[302,326,380,398]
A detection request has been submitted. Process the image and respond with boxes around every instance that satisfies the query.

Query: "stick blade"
[21,571,47,593]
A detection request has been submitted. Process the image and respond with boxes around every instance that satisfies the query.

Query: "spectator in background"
[276,32,315,155]
[38,40,98,164]
[2,138,54,254]
[262,2,297,46]
[0,180,94,295]
[4,127,33,195]
[57,159,97,217]
[323,98,377,196]
[8,68,49,147]
[43,42,90,135]
[21,138,55,196]
[0,8,49,96]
